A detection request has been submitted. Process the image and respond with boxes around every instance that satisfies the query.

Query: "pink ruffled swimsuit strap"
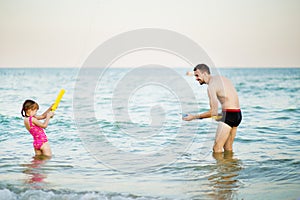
[29,116,48,150]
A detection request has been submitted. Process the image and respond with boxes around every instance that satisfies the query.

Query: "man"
[183,64,242,153]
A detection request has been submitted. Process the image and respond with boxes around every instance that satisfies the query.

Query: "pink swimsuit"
[28,116,48,150]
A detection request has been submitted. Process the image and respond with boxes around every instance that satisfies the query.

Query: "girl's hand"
[49,103,55,111]
[47,111,54,118]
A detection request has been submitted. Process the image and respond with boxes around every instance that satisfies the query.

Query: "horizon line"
[1,66,300,69]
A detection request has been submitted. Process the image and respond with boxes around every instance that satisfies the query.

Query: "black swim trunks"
[221,109,242,127]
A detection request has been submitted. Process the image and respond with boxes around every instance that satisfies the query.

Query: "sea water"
[0,68,299,200]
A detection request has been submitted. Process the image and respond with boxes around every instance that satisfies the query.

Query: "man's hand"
[182,114,195,121]
[212,114,223,121]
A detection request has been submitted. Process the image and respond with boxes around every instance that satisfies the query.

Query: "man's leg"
[223,127,237,152]
[213,122,232,153]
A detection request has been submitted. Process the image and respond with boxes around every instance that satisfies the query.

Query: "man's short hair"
[193,64,210,74]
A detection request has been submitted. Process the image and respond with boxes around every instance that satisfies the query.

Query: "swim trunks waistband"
[221,109,242,127]
[222,109,241,113]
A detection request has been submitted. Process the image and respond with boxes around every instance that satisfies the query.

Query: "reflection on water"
[208,152,243,200]
[22,156,49,189]
[1,68,299,199]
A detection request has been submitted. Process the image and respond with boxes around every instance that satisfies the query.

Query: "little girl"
[21,99,54,157]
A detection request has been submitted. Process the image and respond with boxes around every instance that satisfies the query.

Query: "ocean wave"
[0,188,166,200]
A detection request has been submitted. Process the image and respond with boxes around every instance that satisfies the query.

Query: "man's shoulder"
[214,75,227,79]
[211,75,228,83]
[214,75,231,83]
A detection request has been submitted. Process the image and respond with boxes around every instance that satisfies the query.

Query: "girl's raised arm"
[32,112,54,128]
[35,104,53,120]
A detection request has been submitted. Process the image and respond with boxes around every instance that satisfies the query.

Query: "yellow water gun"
[51,89,65,111]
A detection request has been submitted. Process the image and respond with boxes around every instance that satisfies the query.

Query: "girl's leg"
[40,142,52,157]
[34,148,42,156]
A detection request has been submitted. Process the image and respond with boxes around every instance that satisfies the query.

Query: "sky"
[0,0,299,68]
